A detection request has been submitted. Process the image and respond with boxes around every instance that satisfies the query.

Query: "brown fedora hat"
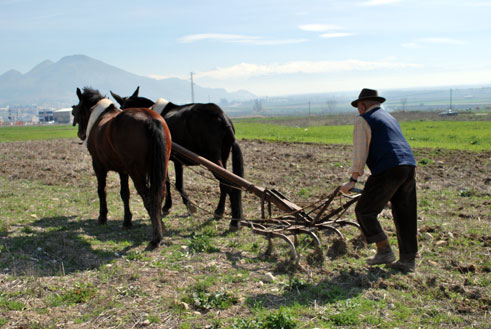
[351,88,386,107]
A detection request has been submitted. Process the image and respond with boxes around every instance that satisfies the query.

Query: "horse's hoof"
[187,204,197,215]
[228,221,241,232]
[98,217,107,225]
[145,240,161,251]
[162,209,170,217]
[213,211,224,220]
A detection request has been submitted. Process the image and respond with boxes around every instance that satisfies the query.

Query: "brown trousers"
[355,165,418,260]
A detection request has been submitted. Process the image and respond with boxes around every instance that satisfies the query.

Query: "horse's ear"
[131,86,140,98]
[110,91,124,106]
[76,88,82,100]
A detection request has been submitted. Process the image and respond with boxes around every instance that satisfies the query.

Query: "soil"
[0,137,490,328]
[1,138,490,202]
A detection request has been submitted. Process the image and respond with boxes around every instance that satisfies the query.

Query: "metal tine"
[312,187,341,224]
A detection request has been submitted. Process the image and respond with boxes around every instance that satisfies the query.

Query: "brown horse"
[72,87,172,249]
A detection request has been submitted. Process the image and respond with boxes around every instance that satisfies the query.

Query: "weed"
[184,283,237,311]
[286,276,308,291]
[263,308,297,329]
[231,308,296,329]
[47,282,97,306]
[146,314,161,324]
[124,250,144,261]
[188,232,219,254]
[0,221,8,233]
[328,310,360,326]
[458,188,477,197]
[298,187,311,198]
[117,285,145,297]
[418,158,434,166]
[0,293,25,311]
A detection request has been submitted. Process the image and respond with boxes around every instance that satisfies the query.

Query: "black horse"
[111,87,243,229]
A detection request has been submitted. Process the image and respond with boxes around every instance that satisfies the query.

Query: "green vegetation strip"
[235,121,491,151]
[1,121,490,151]
[0,125,76,142]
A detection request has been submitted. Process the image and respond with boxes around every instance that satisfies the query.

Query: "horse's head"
[110,86,154,110]
[111,86,140,109]
[72,87,104,141]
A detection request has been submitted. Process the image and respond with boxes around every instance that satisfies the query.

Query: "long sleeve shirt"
[349,105,379,176]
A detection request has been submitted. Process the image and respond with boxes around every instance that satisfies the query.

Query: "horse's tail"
[231,140,244,178]
[146,119,168,201]
[229,128,244,220]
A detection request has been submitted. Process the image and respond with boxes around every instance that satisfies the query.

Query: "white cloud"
[195,59,421,80]
[148,74,172,80]
[419,37,466,45]
[179,33,259,43]
[402,37,466,48]
[320,32,355,38]
[360,0,402,6]
[298,24,342,32]
[178,33,307,45]
[401,42,421,49]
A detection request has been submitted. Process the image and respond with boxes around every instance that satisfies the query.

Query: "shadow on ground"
[0,215,153,276]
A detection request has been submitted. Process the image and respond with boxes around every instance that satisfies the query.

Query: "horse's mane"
[82,87,105,105]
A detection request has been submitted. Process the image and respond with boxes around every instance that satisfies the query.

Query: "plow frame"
[172,142,362,262]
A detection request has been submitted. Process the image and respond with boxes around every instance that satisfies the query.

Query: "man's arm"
[342,117,370,193]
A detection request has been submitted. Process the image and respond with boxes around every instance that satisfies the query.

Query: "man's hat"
[351,88,386,107]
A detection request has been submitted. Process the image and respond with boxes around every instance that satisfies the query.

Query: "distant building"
[53,108,73,124]
[38,110,54,123]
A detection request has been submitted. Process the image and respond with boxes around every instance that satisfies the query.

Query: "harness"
[151,97,170,115]
[84,98,120,147]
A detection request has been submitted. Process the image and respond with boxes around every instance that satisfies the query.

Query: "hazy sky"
[1,0,491,96]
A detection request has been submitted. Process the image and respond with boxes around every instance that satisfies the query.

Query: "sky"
[1,0,491,96]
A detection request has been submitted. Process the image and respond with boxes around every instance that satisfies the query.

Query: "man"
[342,88,418,272]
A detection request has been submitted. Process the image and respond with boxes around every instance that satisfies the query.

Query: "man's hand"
[341,181,356,194]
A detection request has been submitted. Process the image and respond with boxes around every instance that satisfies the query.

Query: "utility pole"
[190,72,195,103]
[449,88,453,111]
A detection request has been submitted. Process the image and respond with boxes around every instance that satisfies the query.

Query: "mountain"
[0,55,255,107]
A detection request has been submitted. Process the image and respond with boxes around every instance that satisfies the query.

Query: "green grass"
[235,120,491,151]
[0,124,76,142]
[402,121,491,150]
[235,122,353,145]
[2,120,490,151]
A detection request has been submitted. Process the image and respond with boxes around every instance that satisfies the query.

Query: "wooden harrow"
[172,142,362,262]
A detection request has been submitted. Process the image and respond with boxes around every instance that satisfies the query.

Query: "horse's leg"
[175,162,196,214]
[228,142,243,228]
[213,158,241,229]
[228,182,242,229]
[162,175,172,217]
[133,178,164,249]
[94,164,108,225]
[119,173,133,228]
[145,193,164,249]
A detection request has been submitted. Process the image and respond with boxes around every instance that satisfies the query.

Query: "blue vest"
[361,107,416,175]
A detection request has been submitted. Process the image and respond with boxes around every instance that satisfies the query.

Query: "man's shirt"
[349,105,378,176]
